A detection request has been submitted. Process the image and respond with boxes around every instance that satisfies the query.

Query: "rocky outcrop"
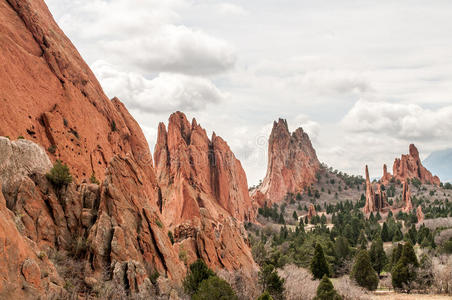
[381,164,393,185]
[402,181,413,213]
[392,144,441,186]
[363,166,389,214]
[0,0,150,182]
[154,112,256,274]
[307,204,316,221]
[417,205,424,223]
[253,119,320,204]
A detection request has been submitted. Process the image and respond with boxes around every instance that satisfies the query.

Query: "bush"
[89,173,100,184]
[258,264,285,300]
[193,276,237,300]
[391,242,419,292]
[257,291,273,300]
[46,160,72,188]
[311,244,330,279]
[183,259,215,295]
[351,249,379,291]
[314,275,342,300]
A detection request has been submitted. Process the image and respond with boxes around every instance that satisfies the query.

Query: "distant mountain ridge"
[423,148,452,183]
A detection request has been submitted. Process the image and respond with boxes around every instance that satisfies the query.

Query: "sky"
[45,0,452,185]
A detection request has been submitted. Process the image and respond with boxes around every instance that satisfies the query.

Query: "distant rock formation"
[402,181,413,213]
[307,204,317,221]
[417,205,424,223]
[363,165,389,214]
[391,144,441,186]
[154,112,257,274]
[381,164,393,185]
[252,119,320,204]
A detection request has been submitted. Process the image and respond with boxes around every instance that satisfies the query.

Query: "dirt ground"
[372,290,452,299]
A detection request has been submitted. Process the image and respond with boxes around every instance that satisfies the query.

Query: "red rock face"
[254,119,320,205]
[0,0,258,297]
[381,164,393,185]
[154,112,256,273]
[402,181,413,213]
[363,165,389,214]
[307,204,316,220]
[0,0,151,182]
[392,144,440,186]
[417,205,424,223]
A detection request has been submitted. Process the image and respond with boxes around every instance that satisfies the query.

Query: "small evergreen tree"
[257,291,274,300]
[258,264,285,300]
[293,210,298,220]
[351,249,379,290]
[369,237,387,276]
[46,160,72,188]
[358,230,367,249]
[183,259,215,295]
[313,275,342,300]
[391,242,419,292]
[381,222,390,242]
[310,244,331,279]
[193,276,238,300]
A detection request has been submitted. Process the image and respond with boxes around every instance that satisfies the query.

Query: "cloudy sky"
[46,0,452,185]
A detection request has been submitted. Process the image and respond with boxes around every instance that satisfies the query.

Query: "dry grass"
[371,291,452,300]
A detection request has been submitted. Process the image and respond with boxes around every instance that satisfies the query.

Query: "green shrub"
[351,249,379,291]
[258,264,284,300]
[314,275,342,300]
[257,291,274,300]
[310,244,330,279]
[168,231,174,244]
[183,259,215,295]
[89,173,100,184]
[46,160,72,188]
[149,271,159,284]
[18,136,24,139]
[193,276,237,300]
[48,144,57,154]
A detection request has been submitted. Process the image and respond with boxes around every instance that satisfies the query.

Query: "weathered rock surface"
[417,205,424,223]
[253,119,320,205]
[0,0,150,182]
[392,144,441,186]
[381,164,393,185]
[363,165,389,214]
[402,181,413,213]
[307,204,316,221]
[154,112,257,274]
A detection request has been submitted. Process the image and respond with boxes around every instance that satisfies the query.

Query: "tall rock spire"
[253,118,320,204]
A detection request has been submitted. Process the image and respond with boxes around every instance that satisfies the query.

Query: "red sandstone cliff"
[363,165,389,214]
[253,119,320,204]
[0,0,256,298]
[390,144,441,186]
[0,0,151,182]
[154,112,256,273]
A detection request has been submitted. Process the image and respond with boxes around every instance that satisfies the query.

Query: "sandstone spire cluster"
[363,165,390,214]
[307,204,317,221]
[252,119,320,205]
[402,181,413,213]
[381,144,441,186]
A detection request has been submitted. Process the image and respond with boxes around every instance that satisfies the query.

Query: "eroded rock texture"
[402,181,413,213]
[417,205,424,223]
[0,0,151,182]
[253,119,320,205]
[363,165,389,214]
[154,112,257,274]
[392,144,440,186]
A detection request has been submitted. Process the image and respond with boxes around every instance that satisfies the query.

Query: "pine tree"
[293,210,298,220]
[369,237,387,276]
[381,222,390,242]
[357,230,367,249]
[193,276,238,300]
[183,259,216,295]
[310,244,331,279]
[257,291,274,300]
[391,241,419,292]
[351,249,379,290]
[313,275,342,300]
[258,264,285,300]
[334,236,350,261]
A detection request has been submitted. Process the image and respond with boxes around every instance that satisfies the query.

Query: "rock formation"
[0,0,152,182]
[0,1,257,297]
[381,164,393,185]
[154,112,256,273]
[417,205,424,223]
[307,204,316,220]
[253,119,320,204]
[363,165,389,214]
[391,144,441,186]
[402,181,413,213]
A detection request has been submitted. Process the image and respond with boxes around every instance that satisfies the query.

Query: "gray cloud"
[92,61,225,114]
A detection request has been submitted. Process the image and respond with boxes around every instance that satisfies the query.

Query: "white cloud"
[92,61,225,114]
[47,0,236,75]
[218,3,247,16]
[341,100,452,141]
